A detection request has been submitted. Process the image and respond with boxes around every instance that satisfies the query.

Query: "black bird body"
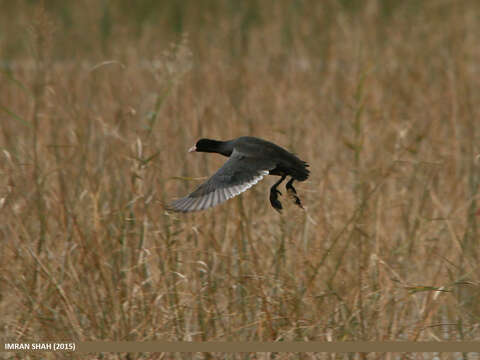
[169,136,309,212]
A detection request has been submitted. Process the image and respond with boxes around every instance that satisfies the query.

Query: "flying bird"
[168,136,309,213]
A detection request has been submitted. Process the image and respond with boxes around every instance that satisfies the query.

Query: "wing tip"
[167,195,215,213]
[166,197,194,213]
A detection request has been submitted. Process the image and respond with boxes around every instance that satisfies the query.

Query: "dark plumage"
[168,136,310,213]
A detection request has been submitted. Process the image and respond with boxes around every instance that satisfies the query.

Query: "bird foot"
[270,188,283,213]
[286,183,304,209]
[288,189,304,209]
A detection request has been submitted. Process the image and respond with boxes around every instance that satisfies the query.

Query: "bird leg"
[286,178,304,209]
[270,175,286,212]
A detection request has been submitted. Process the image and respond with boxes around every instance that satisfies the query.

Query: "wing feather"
[169,150,274,212]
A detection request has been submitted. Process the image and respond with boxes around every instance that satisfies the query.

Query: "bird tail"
[294,161,310,181]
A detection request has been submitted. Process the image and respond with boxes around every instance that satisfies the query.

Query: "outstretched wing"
[168,150,275,212]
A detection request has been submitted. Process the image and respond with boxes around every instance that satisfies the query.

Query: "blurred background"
[1,0,480,355]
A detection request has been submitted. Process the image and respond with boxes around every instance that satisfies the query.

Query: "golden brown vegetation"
[1,0,480,358]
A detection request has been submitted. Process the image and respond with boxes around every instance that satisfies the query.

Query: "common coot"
[168,136,309,212]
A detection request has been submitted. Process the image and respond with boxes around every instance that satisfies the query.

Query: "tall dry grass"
[1,0,480,358]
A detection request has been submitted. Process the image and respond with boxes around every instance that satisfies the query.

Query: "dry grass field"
[1,0,480,359]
